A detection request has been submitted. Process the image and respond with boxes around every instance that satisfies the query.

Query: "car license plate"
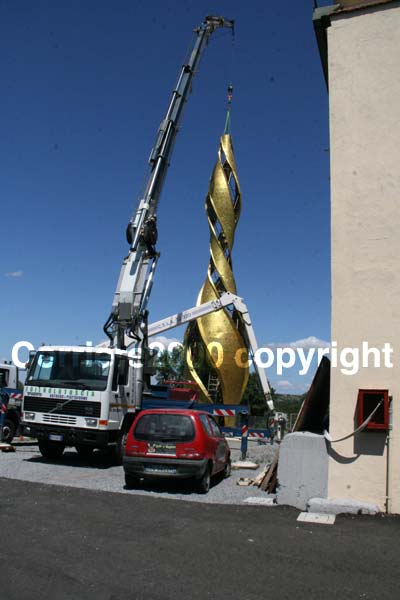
[144,465,177,474]
[147,442,176,455]
[49,434,63,442]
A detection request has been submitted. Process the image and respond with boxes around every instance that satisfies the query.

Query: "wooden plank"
[252,467,269,486]
[259,450,279,491]
[236,477,253,486]
[232,460,259,470]
[0,443,16,452]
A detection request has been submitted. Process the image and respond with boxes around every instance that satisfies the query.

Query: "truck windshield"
[26,351,111,391]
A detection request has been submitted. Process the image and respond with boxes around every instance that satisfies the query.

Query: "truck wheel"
[1,418,16,443]
[111,432,127,466]
[196,464,211,494]
[38,440,65,459]
[125,473,139,489]
[75,444,94,458]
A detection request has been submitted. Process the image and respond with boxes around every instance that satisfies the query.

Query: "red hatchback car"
[123,409,231,493]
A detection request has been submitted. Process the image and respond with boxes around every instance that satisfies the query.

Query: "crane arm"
[147,292,274,410]
[104,16,234,349]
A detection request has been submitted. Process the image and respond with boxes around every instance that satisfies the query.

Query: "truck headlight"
[85,418,98,427]
[25,412,36,420]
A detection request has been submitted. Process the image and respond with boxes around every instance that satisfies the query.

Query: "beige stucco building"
[315,0,400,512]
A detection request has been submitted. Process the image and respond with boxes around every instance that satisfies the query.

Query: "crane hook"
[224,83,233,135]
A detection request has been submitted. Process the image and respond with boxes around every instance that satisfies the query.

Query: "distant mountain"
[273,393,306,416]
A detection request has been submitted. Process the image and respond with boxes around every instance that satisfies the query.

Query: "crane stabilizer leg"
[104,16,234,349]
[231,297,275,411]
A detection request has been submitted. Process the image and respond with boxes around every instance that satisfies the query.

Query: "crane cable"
[223,84,233,134]
[223,26,235,135]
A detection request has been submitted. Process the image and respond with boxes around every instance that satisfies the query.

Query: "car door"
[207,416,228,473]
[199,414,217,468]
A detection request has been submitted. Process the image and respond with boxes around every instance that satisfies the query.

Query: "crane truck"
[21,16,273,461]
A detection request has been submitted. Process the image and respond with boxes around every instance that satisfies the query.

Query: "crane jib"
[104,16,234,348]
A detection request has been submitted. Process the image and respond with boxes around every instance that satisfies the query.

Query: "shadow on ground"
[24,448,117,470]
[123,473,224,496]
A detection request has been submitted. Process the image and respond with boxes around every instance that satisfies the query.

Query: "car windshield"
[26,351,111,391]
[134,414,195,442]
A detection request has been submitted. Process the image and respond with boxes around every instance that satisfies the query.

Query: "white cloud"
[265,336,330,350]
[5,270,23,278]
[275,379,294,390]
[272,378,311,395]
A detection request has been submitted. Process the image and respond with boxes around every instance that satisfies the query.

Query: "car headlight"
[85,418,98,427]
[24,412,36,420]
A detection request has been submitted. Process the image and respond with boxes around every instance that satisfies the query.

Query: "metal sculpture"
[184,86,249,409]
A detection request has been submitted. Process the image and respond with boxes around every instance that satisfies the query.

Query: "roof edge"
[335,0,397,14]
[313,1,399,90]
[313,5,340,90]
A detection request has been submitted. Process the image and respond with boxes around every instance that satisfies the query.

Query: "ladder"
[207,373,220,402]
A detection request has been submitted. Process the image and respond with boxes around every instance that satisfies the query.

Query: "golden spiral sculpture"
[184,134,249,417]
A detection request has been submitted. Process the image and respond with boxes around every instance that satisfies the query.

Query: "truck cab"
[21,345,144,460]
[0,362,22,442]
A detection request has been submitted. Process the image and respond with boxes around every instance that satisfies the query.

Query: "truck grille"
[43,414,77,425]
[23,396,101,418]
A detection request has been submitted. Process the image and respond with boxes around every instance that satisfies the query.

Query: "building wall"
[328,2,400,512]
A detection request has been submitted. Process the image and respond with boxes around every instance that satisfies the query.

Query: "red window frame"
[357,389,389,431]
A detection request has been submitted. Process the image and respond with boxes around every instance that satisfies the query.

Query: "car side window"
[199,414,213,437]
[207,416,222,437]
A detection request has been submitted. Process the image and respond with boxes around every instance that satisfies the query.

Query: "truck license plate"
[49,434,64,442]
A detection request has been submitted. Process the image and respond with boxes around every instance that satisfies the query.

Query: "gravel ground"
[0,439,278,505]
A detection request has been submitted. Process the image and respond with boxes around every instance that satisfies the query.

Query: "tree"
[155,346,186,383]
[273,394,305,416]
[241,372,276,406]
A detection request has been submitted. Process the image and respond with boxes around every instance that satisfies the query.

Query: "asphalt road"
[1,478,399,600]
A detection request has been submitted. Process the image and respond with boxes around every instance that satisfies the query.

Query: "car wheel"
[223,457,231,479]
[1,418,16,443]
[75,444,94,458]
[38,440,65,459]
[196,464,211,494]
[125,473,140,489]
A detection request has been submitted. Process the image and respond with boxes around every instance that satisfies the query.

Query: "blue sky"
[1,0,331,393]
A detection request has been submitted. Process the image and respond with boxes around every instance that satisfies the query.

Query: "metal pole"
[240,412,248,460]
[0,393,8,443]
[386,396,393,514]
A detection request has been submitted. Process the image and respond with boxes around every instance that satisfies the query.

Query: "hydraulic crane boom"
[147,292,274,410]
[104,16,234,349]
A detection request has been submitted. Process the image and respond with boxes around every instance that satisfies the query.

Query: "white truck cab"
[0,361,23,442]
[22,346,141,460]
[0,362,18,390]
